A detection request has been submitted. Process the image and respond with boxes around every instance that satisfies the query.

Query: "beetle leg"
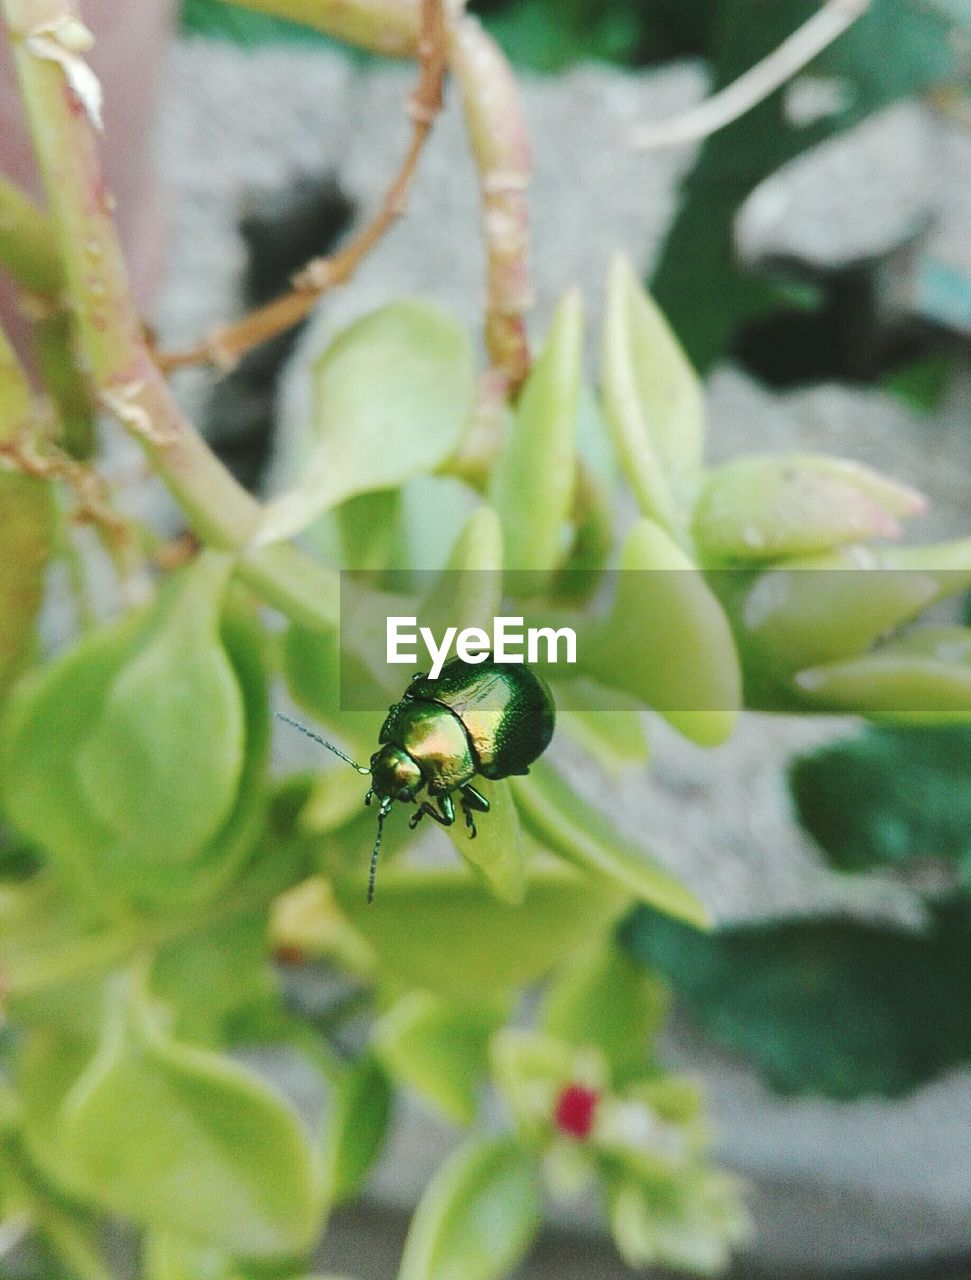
[459,784,489,840]
[408,792,456,830]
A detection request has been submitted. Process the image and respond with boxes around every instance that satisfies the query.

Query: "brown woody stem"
[158,0,448,374]
[160,0,533,392]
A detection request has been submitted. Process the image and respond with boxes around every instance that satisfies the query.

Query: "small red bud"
[554,1083,599,1139]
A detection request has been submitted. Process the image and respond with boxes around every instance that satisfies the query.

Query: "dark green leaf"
[790,725,971,877]
[621,896,971,1097]
[322,1054,393,1204]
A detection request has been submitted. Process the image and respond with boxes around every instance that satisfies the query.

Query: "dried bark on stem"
[159,0,534,394]
[158,0,448,374]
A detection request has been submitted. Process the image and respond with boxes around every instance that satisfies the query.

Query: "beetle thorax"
[370,744,423,803]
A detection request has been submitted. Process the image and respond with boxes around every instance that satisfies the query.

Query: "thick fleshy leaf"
[607,1167,751,1274]
[322,1054,392,1204]
[621,897,971,1098]
[0,871,121,1036]
[332,864,627,998]
[730,560,938,676]
[397,1139,542,1280]
[490,289,581,588]
[794,627,971,723]
[446,777,526,906]
[511,760,708,928]
[540,943,668,1084]
[582,518,741,746]
[281,619,382,763]
[142,1235,247,1280]
[880,536,971,603]
[150,911,275,1048]
[374,991,507,1124]
[555,383,616,588]
[255,301,474,545]
[20,999,321,1256]
[421,504,504,640]
[693,455,925,563]
[0,554,249,911]
[552,679,649,774]
[790,725,971,877]
[602,254,700,529]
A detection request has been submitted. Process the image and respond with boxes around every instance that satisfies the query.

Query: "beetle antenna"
[368,798,392,904]
[276,713,371,774]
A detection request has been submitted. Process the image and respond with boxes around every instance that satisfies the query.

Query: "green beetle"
[281,655,555,901]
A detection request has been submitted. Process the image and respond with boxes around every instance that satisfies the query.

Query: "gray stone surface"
[737,98,971,336]
[143,38,971,1273]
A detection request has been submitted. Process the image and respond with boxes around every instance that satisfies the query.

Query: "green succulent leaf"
[602,253,704,529]
[607,1166,751,1274]
[281,618,385,762]
[332,864,627,998]
[490,288,582,589]
[336,489,404,572]
[256,301,474,545]
[540,942,669,1084]
[421,504,504,640]
[511,759,708,928]
[397,1138,543,1280]
[621,897,971,1097]
[790,724,971,879]
[0,553,257,912]
[374,990,507,1125]
[322,1054,393,1204]
[446,777,526,906]
[143,1235,247,1280]
[150,911,276,1048]
[728,560,938,677]
[879,536,971,603]
[794,627,971,723]
[0,870,124,1028]
[581,518,741,746]
[693,455,925,563]
[552,679,649,774]
[20,983,321,1257]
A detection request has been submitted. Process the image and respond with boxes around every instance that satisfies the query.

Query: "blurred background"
[4,1,971,1277]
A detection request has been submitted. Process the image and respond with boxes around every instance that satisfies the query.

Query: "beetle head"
[370,744,423,803]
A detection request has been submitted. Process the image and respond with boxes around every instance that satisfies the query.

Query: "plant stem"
[2,0,339,629]
[631,0,870,149]
[0,176,63,295]
[0,321,54,698]
[449,16,532,393]
[166,0,534,393]
[158,0,449,375]
[0,179,98,459]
